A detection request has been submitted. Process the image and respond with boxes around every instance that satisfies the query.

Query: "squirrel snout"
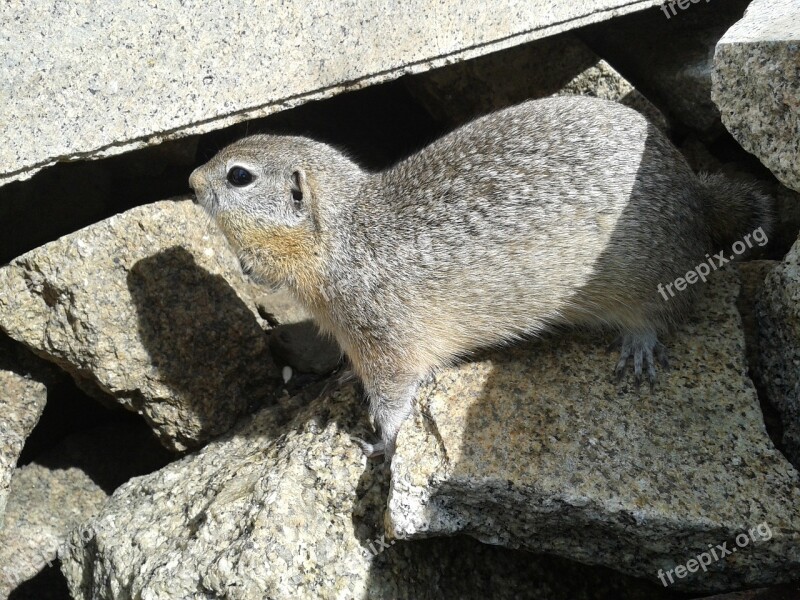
[188,167,206,192]
[188,167,217,211]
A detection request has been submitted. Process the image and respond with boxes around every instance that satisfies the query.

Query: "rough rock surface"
[245,283,310,326]
[0,199,279,451]
[388,272,800,593]
[773,186,800,258]
[406,33,666,130]
[269,321,342,375]
[0,463,107,597]
[700,582,800,600]
[736,260,779,377]
[0,421,169,597]
[0,0,668,188]
[59,383,676,600]
[0,344,47,527]
[712,0,800,192]
[757,236,800,466]
[581,0,750,136]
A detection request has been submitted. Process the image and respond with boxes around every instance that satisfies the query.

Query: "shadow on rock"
[127,246,279,450]
[8,561,70,600]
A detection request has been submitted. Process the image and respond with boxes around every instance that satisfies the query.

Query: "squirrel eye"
[227,166,253,187]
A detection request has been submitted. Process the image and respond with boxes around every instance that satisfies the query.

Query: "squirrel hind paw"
[613,332,669,390]
[351,436,389,459]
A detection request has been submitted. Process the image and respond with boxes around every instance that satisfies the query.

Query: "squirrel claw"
[613,332,667,390]
[351,436,385,458]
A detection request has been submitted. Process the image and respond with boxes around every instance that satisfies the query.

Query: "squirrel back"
[309,97,771,372]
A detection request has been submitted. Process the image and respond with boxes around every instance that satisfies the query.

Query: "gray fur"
[189,96,773,459]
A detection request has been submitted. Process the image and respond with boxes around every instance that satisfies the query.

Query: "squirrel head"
[190,134,363,294]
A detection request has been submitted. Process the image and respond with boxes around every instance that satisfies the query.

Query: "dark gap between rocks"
[0,78,445,267]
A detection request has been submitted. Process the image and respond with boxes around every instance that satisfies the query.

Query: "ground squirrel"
[189,96,772,459]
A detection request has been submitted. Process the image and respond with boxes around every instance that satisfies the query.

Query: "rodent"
[189,95,772,459]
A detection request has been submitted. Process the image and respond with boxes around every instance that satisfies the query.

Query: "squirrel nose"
[188,167,206,191]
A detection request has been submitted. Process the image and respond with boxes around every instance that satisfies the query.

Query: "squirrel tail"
[697,172,774,251]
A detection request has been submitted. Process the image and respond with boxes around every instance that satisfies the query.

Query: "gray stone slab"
[0,463,107,597]
[712,0,800,192]
[387,272,800,593]
[0,0,664,187]
[405,33,667,131]
[0,368,46,530]
[59,383,674,600]
[757,235,800,467]
[0,199,279,452]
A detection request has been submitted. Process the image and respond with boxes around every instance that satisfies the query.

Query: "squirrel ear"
[290,169,307,209]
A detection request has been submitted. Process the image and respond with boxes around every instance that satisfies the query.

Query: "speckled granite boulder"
[736,260,779,377]
[388,271,800,593]
[0,198,279,451]
[245,283,310,326]
[406,33,666,130]
[581,0,750,136]
[0,463,107,597]
[774,186,800,258]
[0,421,169,598]
[0,362,46,528]
[269,321,341,375]
[712,0,800,192]
[0,0,669,188]
[59,383,677,600]
[757,236,800,466]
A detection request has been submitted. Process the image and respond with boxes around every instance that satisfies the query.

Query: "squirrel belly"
[190,95,773,460]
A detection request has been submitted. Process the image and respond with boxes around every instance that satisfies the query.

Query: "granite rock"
[0,0,669,188]
[0,199,279,451]
[59,383,675,600]
[405,33,667,130]
[757,235,800,466]
[0,352,47,528]
[269,320,342,376]
[0,463,107,598]
[735,260,779,380]
[245,283,311,326]
[388,272,800,593]
[0,420,170,597]
[582,0,751,136]
[712,0,800,192]
[698,581,800,599]
[773,186,800,258]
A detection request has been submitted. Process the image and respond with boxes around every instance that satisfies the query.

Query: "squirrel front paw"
[613,332,669,390]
